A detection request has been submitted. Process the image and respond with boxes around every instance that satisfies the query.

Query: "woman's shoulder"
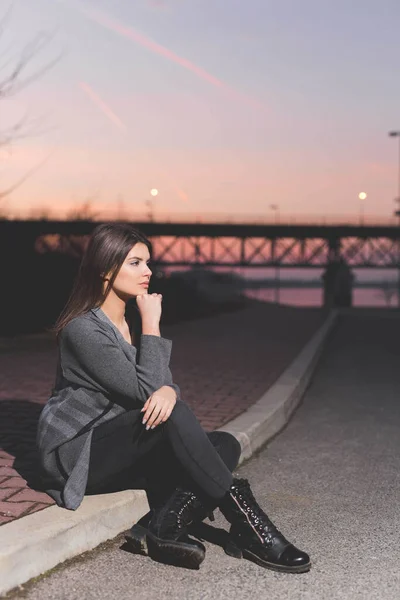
[61,310,112,342]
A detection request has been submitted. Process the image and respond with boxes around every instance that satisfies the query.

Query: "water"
[165,265,399,308]
[244,287,397,308]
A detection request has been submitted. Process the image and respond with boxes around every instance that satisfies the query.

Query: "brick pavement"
[0,299,325,526]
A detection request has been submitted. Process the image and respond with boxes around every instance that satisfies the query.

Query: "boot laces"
[234,478,282,543]
[163,489,197,531]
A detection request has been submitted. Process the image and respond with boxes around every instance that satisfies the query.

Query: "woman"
[36,222,311,572]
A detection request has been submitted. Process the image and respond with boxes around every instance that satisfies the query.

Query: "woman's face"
[105,242,152,298]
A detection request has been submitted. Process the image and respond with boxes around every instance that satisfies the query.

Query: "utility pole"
[388,131,400,307]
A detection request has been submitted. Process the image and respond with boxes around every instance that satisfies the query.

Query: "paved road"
[9,313,400,600]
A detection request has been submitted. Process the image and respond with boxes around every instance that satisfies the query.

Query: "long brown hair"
[49,222,152,340]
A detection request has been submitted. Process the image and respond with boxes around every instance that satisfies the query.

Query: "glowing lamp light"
[358,192,367,200]
[150,188,159,197]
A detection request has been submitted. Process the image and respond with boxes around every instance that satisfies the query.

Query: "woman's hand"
[136,293,162,333]
[141,385,177,430]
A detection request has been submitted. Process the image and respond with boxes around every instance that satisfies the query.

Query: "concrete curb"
[218,309,338,462]
[0,490,149,597]
[0,309,338,597]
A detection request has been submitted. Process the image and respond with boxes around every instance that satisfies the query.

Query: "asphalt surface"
[8,313,400,600]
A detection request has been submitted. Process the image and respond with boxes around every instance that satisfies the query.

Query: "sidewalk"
[0,300,325,527]
[1,300,338,596]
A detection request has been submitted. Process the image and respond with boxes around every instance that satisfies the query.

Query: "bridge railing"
[135,212,398,227]
[2,212,399,227]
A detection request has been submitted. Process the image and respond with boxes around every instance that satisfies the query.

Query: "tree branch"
[0,7,61,199]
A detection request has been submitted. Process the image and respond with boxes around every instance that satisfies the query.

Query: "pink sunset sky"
[1,0,400,222]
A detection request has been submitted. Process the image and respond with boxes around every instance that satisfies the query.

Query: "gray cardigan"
[36,306,180,510]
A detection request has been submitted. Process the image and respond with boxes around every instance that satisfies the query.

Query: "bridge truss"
[150,233,400,269]
[2,221,400,269]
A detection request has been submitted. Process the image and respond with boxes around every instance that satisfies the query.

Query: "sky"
[1,0,400,222]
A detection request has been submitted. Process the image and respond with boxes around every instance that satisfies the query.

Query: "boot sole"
[125,526,205,570]
[225,541,311,573]
[146,531,205,570]
[125,524,148,556]
[241,548,311,573]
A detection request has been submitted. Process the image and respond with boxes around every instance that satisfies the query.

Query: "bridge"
[1,219,400,269]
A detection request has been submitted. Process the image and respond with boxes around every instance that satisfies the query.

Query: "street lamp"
[358,192,367,226]
[388,131,400,307]
[145,188,159,222]
[270,204,280,303]
[269,203,280,224]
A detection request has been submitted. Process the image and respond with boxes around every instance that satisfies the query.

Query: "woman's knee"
[209,430,240,450]
[208,431,242,468]
[229,432,242,459]
[169,399,195,422]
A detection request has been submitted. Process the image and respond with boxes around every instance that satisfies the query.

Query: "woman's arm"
[165,381,181,400]
[136,334,180,397]
[62,319,174,403]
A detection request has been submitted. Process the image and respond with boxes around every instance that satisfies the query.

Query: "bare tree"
[65,195,100,221]
[26,203,55,221]
[0,7,60,200]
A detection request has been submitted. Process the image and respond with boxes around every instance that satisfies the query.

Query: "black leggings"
[85,400,242,509]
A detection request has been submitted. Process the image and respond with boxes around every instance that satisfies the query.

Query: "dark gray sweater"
[36,306,180,510]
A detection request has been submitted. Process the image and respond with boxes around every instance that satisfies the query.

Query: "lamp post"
[358,192,367,225]
[389,131,400,307]
[389,131,400,219]
[270,204,280,303]
[145,188,159,222]
[270,203,280,225]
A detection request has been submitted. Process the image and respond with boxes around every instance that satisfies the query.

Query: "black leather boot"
[219,478,311,573]
[125,510,153,556]
[125,487,212,569]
